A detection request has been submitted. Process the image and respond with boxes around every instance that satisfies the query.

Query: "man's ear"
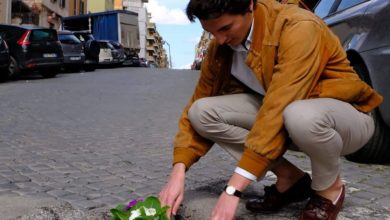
[248,0,254,13]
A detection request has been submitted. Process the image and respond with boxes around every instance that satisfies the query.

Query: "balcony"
[146,45,155,51]
[147,23,156,30]
[146,55,155,62]
[147,34,155,41]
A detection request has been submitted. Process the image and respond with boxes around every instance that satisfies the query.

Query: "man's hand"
[159,163,186,218]
[210,172,253,219]
[210,192,240,220]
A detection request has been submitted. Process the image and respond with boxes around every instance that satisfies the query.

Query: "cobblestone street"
[0,68,389,219]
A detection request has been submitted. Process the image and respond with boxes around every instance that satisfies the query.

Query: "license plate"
[43,53,57,58]
[70,56,81,61]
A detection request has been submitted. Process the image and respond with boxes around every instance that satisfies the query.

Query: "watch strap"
[224,185,242,198]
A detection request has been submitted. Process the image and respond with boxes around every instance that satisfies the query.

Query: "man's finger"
[166,197,176,217]
[172,194,183,215]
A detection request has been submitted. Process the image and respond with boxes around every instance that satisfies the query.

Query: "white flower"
[129,209,141,220]
[128,207,157,220]
[144,207,157,216]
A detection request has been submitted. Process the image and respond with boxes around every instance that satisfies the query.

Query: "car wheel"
[0,68,8,81]
[345,62,390,164]
[8,57,21,79]
[40,69,58,78]
[83,64,96,72]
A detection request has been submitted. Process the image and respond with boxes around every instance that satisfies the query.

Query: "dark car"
[123,48,140,67]
[72,31,100,71]
[108,40,126,64]
[0,35,10,80]
[139,58,149,67]
[0,24,63,78]
[58,31,85,72]
[314,0,390,163]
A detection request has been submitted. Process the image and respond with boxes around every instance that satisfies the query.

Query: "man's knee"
[188,98,217,136]
[283,100,329,146]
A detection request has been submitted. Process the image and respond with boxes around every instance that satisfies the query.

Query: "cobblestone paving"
[0,68,389,219]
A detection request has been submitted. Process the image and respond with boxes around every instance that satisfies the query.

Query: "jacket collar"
[250,0,284,53]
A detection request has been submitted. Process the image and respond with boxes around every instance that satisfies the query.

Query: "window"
[59,0,66,8]
[30,30,58,42]
[58,34,81,44]
[314,0,336,18]
[79,0,85,15]
[336,0,366,12]
[73,0,77,15]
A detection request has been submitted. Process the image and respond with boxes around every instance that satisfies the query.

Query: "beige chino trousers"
[187,93,374,190]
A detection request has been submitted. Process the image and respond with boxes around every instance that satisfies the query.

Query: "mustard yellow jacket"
[173,0,383,177]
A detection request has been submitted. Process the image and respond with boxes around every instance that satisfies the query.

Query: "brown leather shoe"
[299,185,345,220]
[246,173,312,213]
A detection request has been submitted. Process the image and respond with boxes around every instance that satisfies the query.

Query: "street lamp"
[162,40,172,68]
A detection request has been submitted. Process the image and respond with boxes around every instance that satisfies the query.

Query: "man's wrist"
[173,162,186,172]
[171,163,186,179]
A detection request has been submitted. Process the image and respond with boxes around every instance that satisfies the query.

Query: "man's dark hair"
[186,0,257,22]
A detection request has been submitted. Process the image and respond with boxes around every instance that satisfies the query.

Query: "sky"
[145,0,204,69]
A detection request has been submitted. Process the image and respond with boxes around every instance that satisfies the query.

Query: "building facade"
[192,31,213,70]
[87,0,114,13]
[114,0,124,10]
[0,0,12,24]
[9,0,87,29]
[39,0,69,29]
[69,0,88,16]
[146,20,167,68]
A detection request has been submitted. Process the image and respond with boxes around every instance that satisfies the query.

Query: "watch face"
[226,186,235,195]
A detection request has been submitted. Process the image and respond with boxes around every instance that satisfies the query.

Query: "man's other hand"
[159,163,186,218]
[210,192,240,220]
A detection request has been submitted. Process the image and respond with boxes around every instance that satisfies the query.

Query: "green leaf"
[135,216,155,220]
[130,202,144,212]
[139,206,146,216]
[117,204,127,211]
[143,196,161,209]
[110,209,129,220]
[155,206,169,216]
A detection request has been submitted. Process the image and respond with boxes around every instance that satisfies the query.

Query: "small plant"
[110,196,170,220]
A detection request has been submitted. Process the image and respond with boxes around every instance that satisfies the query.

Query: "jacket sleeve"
[238,20,329,177]
[172,42,219,170]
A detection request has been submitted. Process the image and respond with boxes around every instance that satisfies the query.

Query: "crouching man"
[159,0,383,219]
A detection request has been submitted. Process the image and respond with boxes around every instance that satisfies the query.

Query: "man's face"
[200,11,252,46]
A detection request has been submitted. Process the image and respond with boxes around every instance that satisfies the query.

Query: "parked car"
[58,31,85,72]
[123,48,140,67]
[139,58,149,67]
[108,40,126,64]
[0,24,63,78]
[96,40,121,65]
[314,0,390,163]
[72,31,100,71]
[0,35,10,80]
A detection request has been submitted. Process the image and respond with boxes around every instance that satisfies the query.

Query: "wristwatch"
[224,185,242,198]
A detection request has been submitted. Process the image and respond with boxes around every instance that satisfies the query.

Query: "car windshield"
[98,42,114,49]
[110,42,122,49]
[59,34,81,44]
[30,29,57,42]
[74,33,95,42]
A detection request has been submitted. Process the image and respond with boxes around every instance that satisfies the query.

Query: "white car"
[97,40,120,65]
